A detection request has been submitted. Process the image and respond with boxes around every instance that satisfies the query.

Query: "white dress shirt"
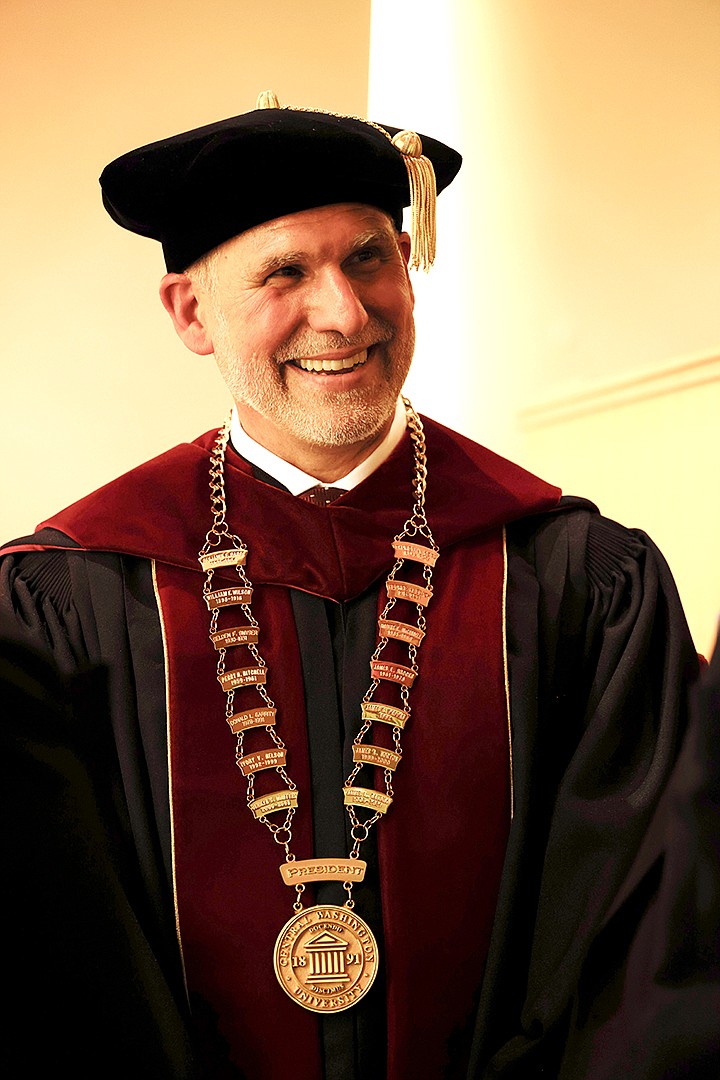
[229,398,407,495]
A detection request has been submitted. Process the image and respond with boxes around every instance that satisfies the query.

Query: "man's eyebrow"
[253,250,308,278]
[350,227,398,249]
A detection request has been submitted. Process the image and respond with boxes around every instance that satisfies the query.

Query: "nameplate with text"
[218,665,267,691]
[279,859,367,886]
[378,619,425,647]
[392,541,440,567]
[237,748,287,776]
[343,787,393,814]
[205,586,253,610]
[227,707,276,733]
[211,626,260,649]
[198,548,247,571]
[386,580,433,607]
[249,790,299,819]
[352,744,402,771]
[370,660,417,688]
[360,702,409,729]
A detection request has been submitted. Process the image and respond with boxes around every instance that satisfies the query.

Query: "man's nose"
[306,269,369,337]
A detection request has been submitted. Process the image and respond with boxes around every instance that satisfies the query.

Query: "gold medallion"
[274,905,379,1013]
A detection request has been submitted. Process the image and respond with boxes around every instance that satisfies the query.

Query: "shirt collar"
[229,398,407,496]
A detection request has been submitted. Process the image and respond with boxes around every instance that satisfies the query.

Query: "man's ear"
[159,273,214,356]
[397,231,415,305]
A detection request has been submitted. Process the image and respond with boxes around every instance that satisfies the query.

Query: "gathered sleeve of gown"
[1,530,90,667]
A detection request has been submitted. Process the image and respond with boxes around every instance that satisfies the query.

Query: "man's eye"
[266,265,302,282]
[352,247,380,264]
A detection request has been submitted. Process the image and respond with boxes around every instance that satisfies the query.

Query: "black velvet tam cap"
[99,98,462,272]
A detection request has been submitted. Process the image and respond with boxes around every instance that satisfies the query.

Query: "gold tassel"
[256,90,281,110]
[391,130,437,272]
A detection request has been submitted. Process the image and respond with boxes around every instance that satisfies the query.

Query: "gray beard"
[257,383,401,448]
[213,314,414,449]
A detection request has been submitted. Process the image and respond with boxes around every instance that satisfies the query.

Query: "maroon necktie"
[297,485,347,506]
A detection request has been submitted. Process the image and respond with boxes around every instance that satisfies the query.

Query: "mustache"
[273,317,394,363]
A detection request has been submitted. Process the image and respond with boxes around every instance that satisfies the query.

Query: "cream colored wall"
[1,0,370,540]
[519,357,720,658]
[369,0,720,655]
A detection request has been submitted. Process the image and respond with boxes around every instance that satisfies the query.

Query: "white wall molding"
[518,350,720,430]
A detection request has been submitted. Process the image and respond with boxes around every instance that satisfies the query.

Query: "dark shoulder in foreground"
[508,492,679,589]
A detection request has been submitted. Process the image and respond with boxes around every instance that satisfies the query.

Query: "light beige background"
[3,0,719,654]
[1,0,371,529]
[370,0,720,656]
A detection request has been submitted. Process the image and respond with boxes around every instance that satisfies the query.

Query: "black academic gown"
[0,417,698,1078]
[556,629,720,1079]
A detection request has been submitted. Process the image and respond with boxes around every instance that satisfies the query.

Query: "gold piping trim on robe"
[151,558,190,1000]
[501,528,514,820]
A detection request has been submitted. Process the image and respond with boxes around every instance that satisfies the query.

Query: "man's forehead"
[226,203,398,258]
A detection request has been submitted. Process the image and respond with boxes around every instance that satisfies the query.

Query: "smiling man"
[0,94,699,1079]
[162,203,416,477]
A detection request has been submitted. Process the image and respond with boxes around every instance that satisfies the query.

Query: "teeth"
[296,349,368,373]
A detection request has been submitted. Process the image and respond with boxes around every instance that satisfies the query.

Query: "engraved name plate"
[227,707,277,733]
[352,744,402,771]
[218,665,267,691]
[205,586,253,610]
[198,548,247,571]
[279,859,367,886]
[343,787,393,814]
[211,626,260,649]
[370,660,416,687]
[392,540,440,566]
[351,747,403,773]
[360,702,409,729]
[249,790,299,819]
[377,619,425,647]
[237,747,287,776]
[386,580,432,606]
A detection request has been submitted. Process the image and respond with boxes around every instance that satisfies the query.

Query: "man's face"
[193,203,415,461]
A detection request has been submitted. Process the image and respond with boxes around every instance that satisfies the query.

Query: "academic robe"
[0,416,698,1079]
